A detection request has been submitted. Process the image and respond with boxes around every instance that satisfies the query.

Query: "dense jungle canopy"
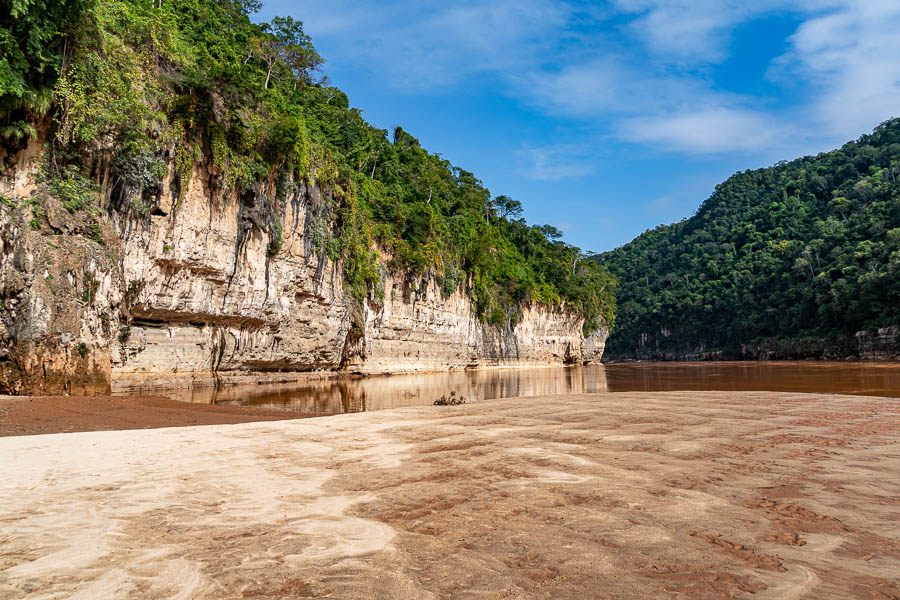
[598,119,900,358]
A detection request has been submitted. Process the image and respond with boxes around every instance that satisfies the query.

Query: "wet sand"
[1,391,899,599]
[0,395,322,437]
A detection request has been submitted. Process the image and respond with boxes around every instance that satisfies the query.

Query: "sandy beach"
[1,391,899,599]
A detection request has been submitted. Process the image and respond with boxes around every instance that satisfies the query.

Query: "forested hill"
[0,0,615,334]
[598,120,900,360]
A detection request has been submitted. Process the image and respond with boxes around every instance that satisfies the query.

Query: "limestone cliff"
[0,141,607,394]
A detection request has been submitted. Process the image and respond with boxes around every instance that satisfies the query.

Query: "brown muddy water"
[165,362,900,414]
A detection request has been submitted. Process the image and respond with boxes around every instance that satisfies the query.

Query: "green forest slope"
[1,0,615,334]
[599,120,900,359]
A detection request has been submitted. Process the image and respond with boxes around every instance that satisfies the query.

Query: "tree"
[539,224,563,240]
[1,0,88,141]
[493,195,522,220]
[251,16,322,89]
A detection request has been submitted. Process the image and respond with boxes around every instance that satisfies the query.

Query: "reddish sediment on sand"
[0,394,320,436]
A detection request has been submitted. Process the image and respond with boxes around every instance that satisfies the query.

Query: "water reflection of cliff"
[170,362,900,412]
[178,365,610,414]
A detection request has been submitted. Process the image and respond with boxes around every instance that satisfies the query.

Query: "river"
[166,361,900,414]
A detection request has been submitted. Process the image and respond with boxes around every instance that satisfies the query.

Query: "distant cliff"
[612,328,899,362]
[599,119,900,361]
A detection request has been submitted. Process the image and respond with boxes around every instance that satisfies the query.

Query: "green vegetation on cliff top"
[598,119,900,358]
[0,0,616,333]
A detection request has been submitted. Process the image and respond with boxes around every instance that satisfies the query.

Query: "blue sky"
[258,1,900,253]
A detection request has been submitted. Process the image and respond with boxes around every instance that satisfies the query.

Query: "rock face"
[346,271,598,375]
[0,138,124,395]
[0,142,607,394]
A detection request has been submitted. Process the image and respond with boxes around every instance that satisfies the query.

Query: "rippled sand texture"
[1,391,899,599]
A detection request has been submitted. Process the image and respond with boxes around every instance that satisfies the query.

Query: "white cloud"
[524,56,720,120]
[601,0,900,150]
[267,0,570,91]
[779,0,900,140]
[516,144,599,180]
[608,0,842,64]
[525,0,900,154]
[265,0,900,156]
[618,107,778,153]
[524,57,780,153]
[523,58,633,117]
[610,0,759,64]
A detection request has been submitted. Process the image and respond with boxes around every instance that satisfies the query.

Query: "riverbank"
[2,391,898,599]
[4,361,899,436]
[0,395,321,437]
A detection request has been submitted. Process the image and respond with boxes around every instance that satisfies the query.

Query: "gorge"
[2,0,899,398]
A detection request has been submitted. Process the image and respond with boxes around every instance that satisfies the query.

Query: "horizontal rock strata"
[0,141,606,394]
